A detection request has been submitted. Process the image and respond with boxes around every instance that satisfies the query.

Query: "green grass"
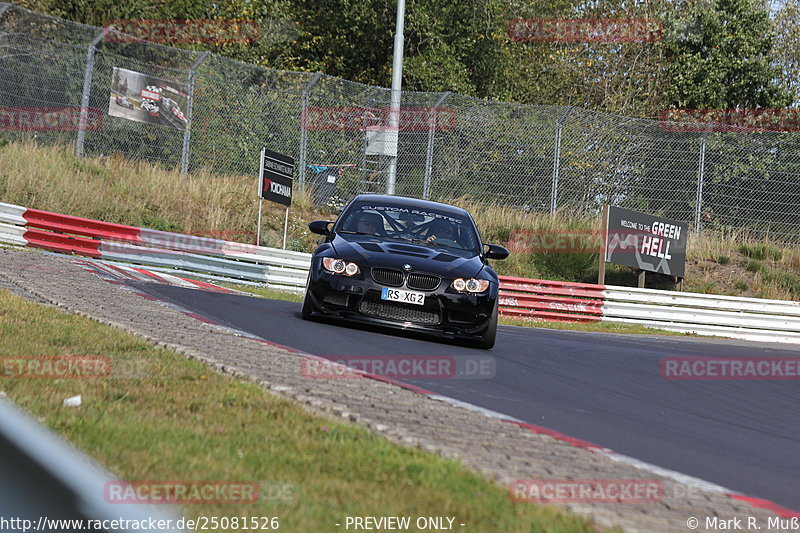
[218,283,304,302]
[738,243,783,261]
[758,269,800,298]
[744,259,765,273]
[0,289,603,532]
[687,281,721,295]
[499,316,687,336]
[716,255,731,265]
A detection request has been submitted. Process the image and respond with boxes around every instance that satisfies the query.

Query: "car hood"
[330,233,488,279]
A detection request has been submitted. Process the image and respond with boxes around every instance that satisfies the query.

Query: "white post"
[694,134,707,237]
[551,107,572,214]
[180,51,209,175]
[298,72,322,191]
[282,207,289,250]
[256,147,265,246]
[385,0,406,195]
[423,91,451,200]
[75,29,106,158]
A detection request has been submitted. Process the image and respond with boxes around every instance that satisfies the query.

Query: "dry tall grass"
[0,141,327,250]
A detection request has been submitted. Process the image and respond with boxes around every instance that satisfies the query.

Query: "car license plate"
[381,287,425,305]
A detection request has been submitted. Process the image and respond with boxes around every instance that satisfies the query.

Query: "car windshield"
[337,201,480,252]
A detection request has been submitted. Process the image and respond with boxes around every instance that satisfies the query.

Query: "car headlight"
[451,278,490,293]
[322,257,360,276]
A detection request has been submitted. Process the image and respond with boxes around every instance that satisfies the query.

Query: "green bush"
[761,270,800,298]
[738,243,782,261]
[745,260,765,273]
[530,251,597,282]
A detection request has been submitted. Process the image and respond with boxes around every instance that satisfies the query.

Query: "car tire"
[301,276,318,320]
[473,301,498,349]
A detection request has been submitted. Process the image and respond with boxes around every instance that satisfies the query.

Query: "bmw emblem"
[403,264,412,271]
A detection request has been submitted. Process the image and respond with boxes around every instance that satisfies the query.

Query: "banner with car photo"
[109,67,189,131]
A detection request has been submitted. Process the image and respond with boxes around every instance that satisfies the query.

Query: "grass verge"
[499,316,688,336]
[0,289,604,533]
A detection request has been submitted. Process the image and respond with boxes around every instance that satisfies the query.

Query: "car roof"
[351,194,471,217]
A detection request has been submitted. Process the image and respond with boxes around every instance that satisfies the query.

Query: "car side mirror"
[484,243,509,260]
[309,220,332,236]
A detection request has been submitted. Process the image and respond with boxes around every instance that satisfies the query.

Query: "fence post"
[551,107,572,214]
[694,133,707,236]
[180,51,209,175]
[423,91,451,200]
[297,72,323,191]
[75,29,106,159]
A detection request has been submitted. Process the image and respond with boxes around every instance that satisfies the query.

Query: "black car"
[302,194,509,349]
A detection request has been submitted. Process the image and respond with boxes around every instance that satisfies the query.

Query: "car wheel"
[301,276,318,320]
[473,301,498,349]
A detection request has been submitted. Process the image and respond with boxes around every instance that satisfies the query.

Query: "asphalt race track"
[134,282,800,510]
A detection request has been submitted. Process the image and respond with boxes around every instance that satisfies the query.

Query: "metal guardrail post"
[297,72,322,191]
[180,51,209,175]
[422,91,451,200]
[694,133,707,236]
[75,29,106,159]
[551,107,573,214]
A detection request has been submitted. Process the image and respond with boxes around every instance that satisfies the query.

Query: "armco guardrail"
[0,201,311,290]
[602,287,800,344]
[4,201,800,344]
[498,276,605,323]
[499,276,800,344]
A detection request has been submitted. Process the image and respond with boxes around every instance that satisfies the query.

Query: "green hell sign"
[604,206,688,278]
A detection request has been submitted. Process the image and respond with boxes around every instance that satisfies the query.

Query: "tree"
[773,1,800,104]
[497,0,681,117]
[664,0,792,109]
[278,0,518,100]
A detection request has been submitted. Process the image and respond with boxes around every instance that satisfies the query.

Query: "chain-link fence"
[1,3,799,243]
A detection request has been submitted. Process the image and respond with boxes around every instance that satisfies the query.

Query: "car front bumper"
[306,265,497,340]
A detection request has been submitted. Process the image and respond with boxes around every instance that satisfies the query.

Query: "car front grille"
[406,273,441,291]
[371,268,403,287]
[371,268,441,291]
[359,300,440,325]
